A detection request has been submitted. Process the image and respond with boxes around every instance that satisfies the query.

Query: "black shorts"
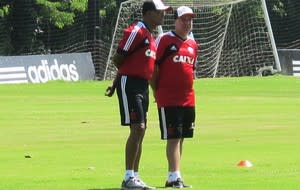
[116,75,149,126]
[158,106,195,140]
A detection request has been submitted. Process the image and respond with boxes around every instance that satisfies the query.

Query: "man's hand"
[105,85,115,97]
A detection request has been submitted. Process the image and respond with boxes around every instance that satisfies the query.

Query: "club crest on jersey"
[145,49,156,59]
[173,55,194,65]
[188,47,194,54]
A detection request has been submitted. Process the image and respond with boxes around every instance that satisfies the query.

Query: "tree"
[0,1,11,54]
[35,0,88,29]
[98,0,118,42]
[6,0,89,54]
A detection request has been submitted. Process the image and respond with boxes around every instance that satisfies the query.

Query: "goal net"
[104,0,280,79]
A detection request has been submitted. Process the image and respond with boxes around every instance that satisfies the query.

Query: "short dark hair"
[142,0,156,15]
[174,11,178,20]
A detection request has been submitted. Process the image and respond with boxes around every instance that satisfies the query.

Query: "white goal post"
[104,0,281,80]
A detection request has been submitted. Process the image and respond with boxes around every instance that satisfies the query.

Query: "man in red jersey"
[105,1,171,189]
[150,6,197,189]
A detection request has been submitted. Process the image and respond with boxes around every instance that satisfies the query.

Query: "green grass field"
[0,76,300,190]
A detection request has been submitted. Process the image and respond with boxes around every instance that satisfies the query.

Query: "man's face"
[176,15,193,34]
[150,10,165,26]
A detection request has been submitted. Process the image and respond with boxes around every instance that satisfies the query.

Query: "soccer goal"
[104,0,281,80]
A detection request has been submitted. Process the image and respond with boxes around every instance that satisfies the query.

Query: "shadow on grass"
[88,188,119,190]
[88,185,165,190]
[88,187,165,190]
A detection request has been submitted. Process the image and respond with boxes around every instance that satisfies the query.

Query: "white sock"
[168,171,182,182]
[134,172,139,178]
[124,170,134,181]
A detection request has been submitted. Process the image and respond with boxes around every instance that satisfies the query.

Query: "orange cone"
[237,160,253,167]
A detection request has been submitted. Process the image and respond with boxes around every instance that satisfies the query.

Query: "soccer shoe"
[120,177,156,190]
[136,178,156,190]
[165,178,192,188]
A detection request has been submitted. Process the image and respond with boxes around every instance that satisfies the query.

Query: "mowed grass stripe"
[0,76,299,190]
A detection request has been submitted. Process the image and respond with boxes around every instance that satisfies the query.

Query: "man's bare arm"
[112,53,125,69]
[149,65,159,101]
[105,52,124,97]
[105,76,118,97]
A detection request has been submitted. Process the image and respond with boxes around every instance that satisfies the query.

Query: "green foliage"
[0,4,11,54]
[70,0,88,12]
[35,0,88,28]
[0,0,299,56]
[49,9,74,29]
[99,9,106,17]
[250,1,264,19]
[99,0,116,16]
[269,0,286,17]
[267,0,300,48]
[0,4,10,18]
[211,6,226,16]
[98,0,118,41]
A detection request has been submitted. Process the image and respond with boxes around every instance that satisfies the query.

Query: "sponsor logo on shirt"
[145,49,156,59]
[173,55,195,65]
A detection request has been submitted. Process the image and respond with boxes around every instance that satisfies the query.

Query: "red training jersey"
[117,21,156,80]
[155,31,198,107]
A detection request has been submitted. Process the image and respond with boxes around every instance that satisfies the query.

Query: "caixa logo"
[27,59,79,83]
